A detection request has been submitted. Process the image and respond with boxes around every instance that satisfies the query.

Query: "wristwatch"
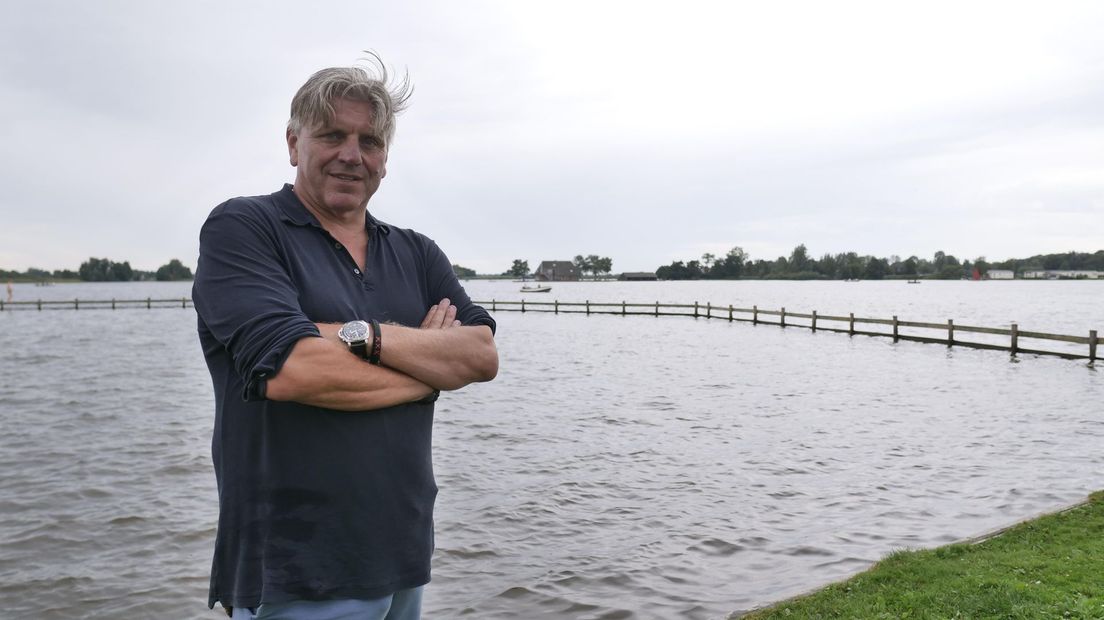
[338,320,372,360]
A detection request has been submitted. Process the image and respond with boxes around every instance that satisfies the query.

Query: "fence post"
[622,300,626,316]
[655,301,659,317]
[0,300,3,311]
[728,304,733,322]
[780,307,786,328]
[812,310,817,332]
[521,299,526,313]
[947,319,954,346]
[753,305,758,325]
[694,301,699,318]
[75,298,79,310]
[706,302,712,319]
[37,299,42,311]
[1010,323,1019,356]
[492,299,496,312]
[893,315,899,342]
[586,300,590,316]
[849,313,855,335]
[1090,330,1098,366]
[182,297,187,308]
[112,298,116,310]
[555,300,559,314]
[147,297,152,310]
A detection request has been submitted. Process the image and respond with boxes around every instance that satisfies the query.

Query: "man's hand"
[381,299,497,390]
[420,298,462,329]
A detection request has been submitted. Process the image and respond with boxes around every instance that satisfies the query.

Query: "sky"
[2,0,1103,274]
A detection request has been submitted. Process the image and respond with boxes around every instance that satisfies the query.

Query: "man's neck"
[292,185,368,237]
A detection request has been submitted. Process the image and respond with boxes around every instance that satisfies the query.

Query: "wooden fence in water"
[1,297,193,311]
[476,299,1100,364]
[1,297,1097,364]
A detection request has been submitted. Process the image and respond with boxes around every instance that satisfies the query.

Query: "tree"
[592,256,613,277]
[789,244,810,273]
[508,259,529,278]
[155,259,193,281]
[709,246,747,279]
[937,265,964,279]
[585,254,602,278]
[864,257,889,280]
[572,254,591,277]
[452,264,476,279]
[656,260,704,280]
[701,253,716,273]
[837,252,865,280]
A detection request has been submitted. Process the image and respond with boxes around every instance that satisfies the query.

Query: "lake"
[0,280,1101,618]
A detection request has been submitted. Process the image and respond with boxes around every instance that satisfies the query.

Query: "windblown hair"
[287,51,412,147]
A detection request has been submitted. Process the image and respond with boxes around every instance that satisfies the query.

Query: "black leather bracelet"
[368,319,382,365]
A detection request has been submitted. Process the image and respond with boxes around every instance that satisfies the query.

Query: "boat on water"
[907,279,921,284]
[520,284,552,293]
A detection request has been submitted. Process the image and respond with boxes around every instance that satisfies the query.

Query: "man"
[192,55,498,620]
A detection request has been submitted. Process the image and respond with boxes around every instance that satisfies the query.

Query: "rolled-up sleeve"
[193,203,320,400]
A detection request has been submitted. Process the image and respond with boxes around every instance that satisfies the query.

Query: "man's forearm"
[265,336,435,411]
[377,323,499,390]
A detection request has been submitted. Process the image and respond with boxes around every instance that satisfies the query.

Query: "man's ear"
[287,128,299,167]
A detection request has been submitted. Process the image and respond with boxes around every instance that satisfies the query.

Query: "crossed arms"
[265,298,498,411]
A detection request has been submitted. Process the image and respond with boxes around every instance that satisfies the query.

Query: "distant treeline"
[656,246,1104,280]
[1,257,194,282]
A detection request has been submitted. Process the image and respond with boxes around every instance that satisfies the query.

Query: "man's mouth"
[330,173,363,182]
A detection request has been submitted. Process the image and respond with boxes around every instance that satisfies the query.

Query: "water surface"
[0,281,1100,618]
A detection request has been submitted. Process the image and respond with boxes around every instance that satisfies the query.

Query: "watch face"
[339,320,370,343]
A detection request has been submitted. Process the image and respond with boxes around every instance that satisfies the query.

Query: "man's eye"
[360,137,383,148]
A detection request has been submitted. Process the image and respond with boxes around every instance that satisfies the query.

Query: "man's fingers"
[420,303,440,329]
[421,298,455,329]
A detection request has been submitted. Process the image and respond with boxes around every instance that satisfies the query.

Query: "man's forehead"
[309,99,379,130]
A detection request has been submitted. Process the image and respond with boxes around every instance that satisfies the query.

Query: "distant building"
[535,260,580,281]
[1022,270,1104,279]
[618,272,658,281]
[986,269,1014,280]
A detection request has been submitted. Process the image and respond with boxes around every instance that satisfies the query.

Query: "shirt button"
[334,242,342,249]
[353,268,361,275]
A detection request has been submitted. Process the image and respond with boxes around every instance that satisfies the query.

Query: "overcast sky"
[2,1,1103,274]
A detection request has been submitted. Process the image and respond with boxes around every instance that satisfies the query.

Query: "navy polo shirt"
[192,184,494,610]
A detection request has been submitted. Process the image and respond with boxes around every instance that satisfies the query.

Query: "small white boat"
[520,284,552,293]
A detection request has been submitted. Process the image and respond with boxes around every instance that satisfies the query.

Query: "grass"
[741,491,1104,619]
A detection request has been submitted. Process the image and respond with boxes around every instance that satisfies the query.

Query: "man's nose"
[337,137,361,163]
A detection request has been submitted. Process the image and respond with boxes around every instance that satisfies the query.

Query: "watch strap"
[349,340,370,360]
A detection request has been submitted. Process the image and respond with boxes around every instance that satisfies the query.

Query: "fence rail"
[474,299,1099,364]
[2,297,1096,363]
[0,297,193,311]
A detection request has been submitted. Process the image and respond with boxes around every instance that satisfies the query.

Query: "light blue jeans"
[230,587,423,620]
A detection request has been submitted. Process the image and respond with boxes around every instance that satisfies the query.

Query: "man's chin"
[323,191,370,212]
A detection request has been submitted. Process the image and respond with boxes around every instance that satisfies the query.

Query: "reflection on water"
[0,281,1100,619]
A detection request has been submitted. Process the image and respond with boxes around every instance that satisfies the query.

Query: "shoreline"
[739,490,1104,618]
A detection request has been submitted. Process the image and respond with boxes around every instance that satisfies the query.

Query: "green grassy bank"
[743,491,1104,619]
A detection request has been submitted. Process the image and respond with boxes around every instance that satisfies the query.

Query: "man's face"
[287,98,388,218]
